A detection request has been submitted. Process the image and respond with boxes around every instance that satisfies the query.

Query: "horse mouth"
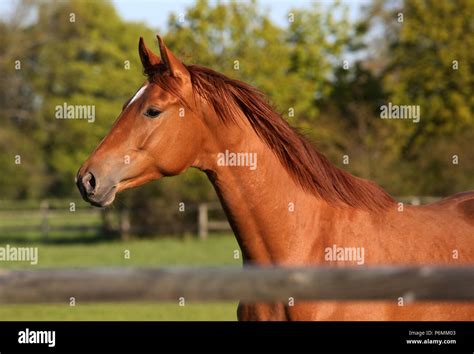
[88,192,116,207]
[95,187,117,207]
[79,184,117,208]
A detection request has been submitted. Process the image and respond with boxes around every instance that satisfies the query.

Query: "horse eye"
[144,108,161,118]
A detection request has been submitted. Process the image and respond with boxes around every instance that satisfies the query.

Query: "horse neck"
[195,115,327,265]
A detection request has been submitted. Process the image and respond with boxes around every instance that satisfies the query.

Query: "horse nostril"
[82,172,97,195]
[89,173,96,190]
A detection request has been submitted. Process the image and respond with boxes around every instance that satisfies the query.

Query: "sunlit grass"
[0,234,241,269]
[0,302,237,321]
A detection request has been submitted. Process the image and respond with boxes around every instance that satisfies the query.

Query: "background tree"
[364,0,474,195]
[0,0,45,198]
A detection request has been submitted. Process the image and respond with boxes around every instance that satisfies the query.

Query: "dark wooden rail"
[0,266,473,304]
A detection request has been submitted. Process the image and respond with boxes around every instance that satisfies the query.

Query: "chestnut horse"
[77,35,474,320]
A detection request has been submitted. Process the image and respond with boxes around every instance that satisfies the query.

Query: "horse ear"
[156,35,190,81]
[138,37,160,71]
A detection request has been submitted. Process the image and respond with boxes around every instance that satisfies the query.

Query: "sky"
[0,1,368,29]
[111,0,368,30]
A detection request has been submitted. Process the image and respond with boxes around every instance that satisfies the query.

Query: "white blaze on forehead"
[127,84,148,108]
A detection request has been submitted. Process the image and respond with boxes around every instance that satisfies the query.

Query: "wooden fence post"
[410,196,421,205]
[120,208,131,241]
[198,203,208,240]
[40,200,49,241]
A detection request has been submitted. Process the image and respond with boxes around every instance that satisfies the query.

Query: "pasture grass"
[0,302,237,321]
[0,235,242,268]
[0,234,240,321]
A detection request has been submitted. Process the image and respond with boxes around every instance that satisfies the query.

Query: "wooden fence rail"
[0,266,473,304]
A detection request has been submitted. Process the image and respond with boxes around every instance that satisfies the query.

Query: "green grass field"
[0,234,241,321]
[0,302,237,321]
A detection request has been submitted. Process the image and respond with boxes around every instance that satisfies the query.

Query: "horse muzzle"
[76,170,117,207]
